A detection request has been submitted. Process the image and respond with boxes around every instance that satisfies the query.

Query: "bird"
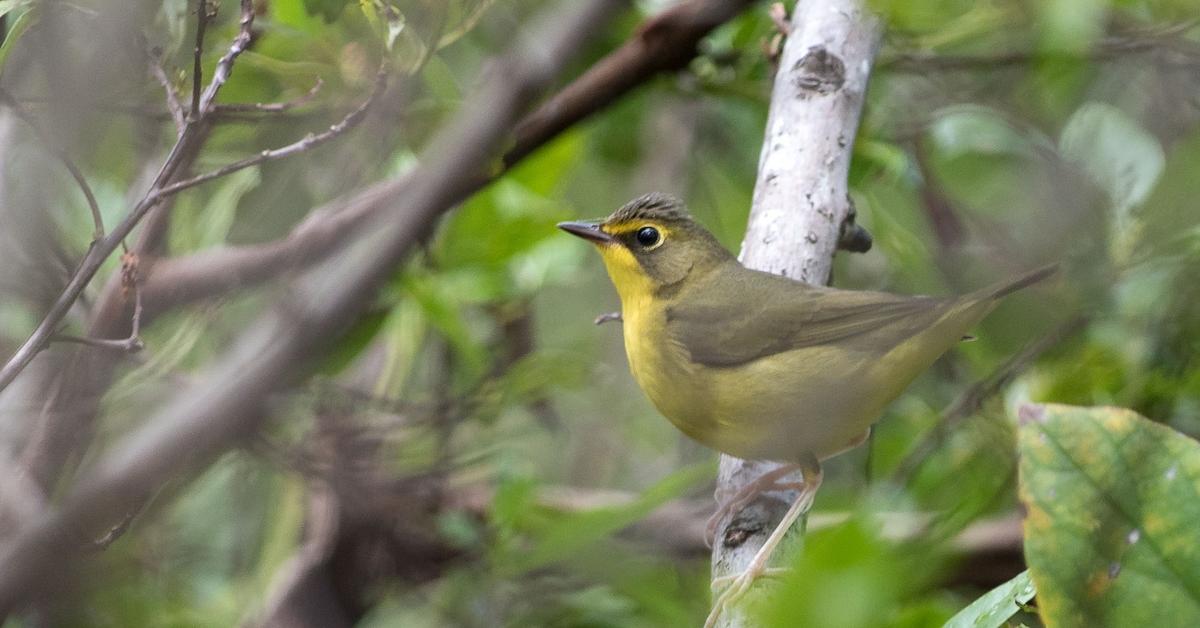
[558,193,1055,626]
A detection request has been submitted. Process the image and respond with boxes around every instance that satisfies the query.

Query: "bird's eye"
[636,226,661,248]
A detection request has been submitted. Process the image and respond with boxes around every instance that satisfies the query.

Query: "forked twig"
[0,0,258,394]
[51,259,145,354]
[190,0,209,119]
[214,79,325,114]
[155,69,386,199]
[149,50,187,133]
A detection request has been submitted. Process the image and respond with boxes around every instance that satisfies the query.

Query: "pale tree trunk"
[711,1,883,626]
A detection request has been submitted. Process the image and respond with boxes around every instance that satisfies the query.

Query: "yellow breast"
[599,245,715,442]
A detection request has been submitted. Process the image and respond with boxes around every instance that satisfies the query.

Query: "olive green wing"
[665,268,957,368]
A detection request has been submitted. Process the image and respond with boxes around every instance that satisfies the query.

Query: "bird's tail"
[982,263,1059,300]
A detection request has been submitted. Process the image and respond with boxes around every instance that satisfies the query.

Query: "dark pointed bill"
[557,220,614,244]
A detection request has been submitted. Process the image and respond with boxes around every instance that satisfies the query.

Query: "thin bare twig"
[214,78,325,114]
[890,315,1087,485]
[156,69,385,200]
[7,93,334,122]
[197,0,254,113]
[883,20,1200,72]
[88,508,139,551]
[0,88,105,241]
[51,283,144,354]
[190,0,209,119]
[0,0,256,395]
[767,3,789,35]
[149,50,187,133]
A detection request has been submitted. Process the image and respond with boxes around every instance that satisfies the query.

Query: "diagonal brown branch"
[139,0,756,316]
[0,0,624,607]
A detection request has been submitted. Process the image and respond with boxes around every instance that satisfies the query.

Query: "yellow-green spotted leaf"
[1017,403,1200,627]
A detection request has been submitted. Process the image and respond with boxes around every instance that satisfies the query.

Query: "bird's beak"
[557,220,615,245]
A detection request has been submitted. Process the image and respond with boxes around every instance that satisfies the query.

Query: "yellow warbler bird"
[559,193,1054,623]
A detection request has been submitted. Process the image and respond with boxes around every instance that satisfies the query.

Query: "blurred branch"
[0,88,104,241]
[139,0,758,314]
[912,137,966,253]
[890,315,1087,485]
[0,0,256,396]
[0,0,624,608]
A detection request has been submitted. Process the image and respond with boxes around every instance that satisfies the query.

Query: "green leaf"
[1058,102,1165,265]
[302,0,351,22]
[170,167,260,252]
[199,168,260,248]
[927,106,1042,159]
[1059,102,1164,216]
[395,271,489,385]
[436,0,498,49]
[0,0,31,18]
[1033,0,1105,54]
[1017,403,1200,627]
[314,308,389,376]
[944,570,1035,628]
[0,3,36,75]
[754,514,949,628]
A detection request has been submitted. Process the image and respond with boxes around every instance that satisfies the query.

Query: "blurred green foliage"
[943,570,1035,628]
[0,0,1198,625]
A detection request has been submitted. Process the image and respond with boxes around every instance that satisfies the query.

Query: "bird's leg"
[705,453,823,628]
[705,463,802,548]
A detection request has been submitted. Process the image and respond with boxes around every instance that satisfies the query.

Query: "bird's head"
[558,193,734,301]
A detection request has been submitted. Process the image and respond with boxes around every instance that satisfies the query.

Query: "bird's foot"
[704,455,823,628]
[710,566,789,591]
[593,311,622,325]
[705,464,803,548]
[705,559,790,627]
